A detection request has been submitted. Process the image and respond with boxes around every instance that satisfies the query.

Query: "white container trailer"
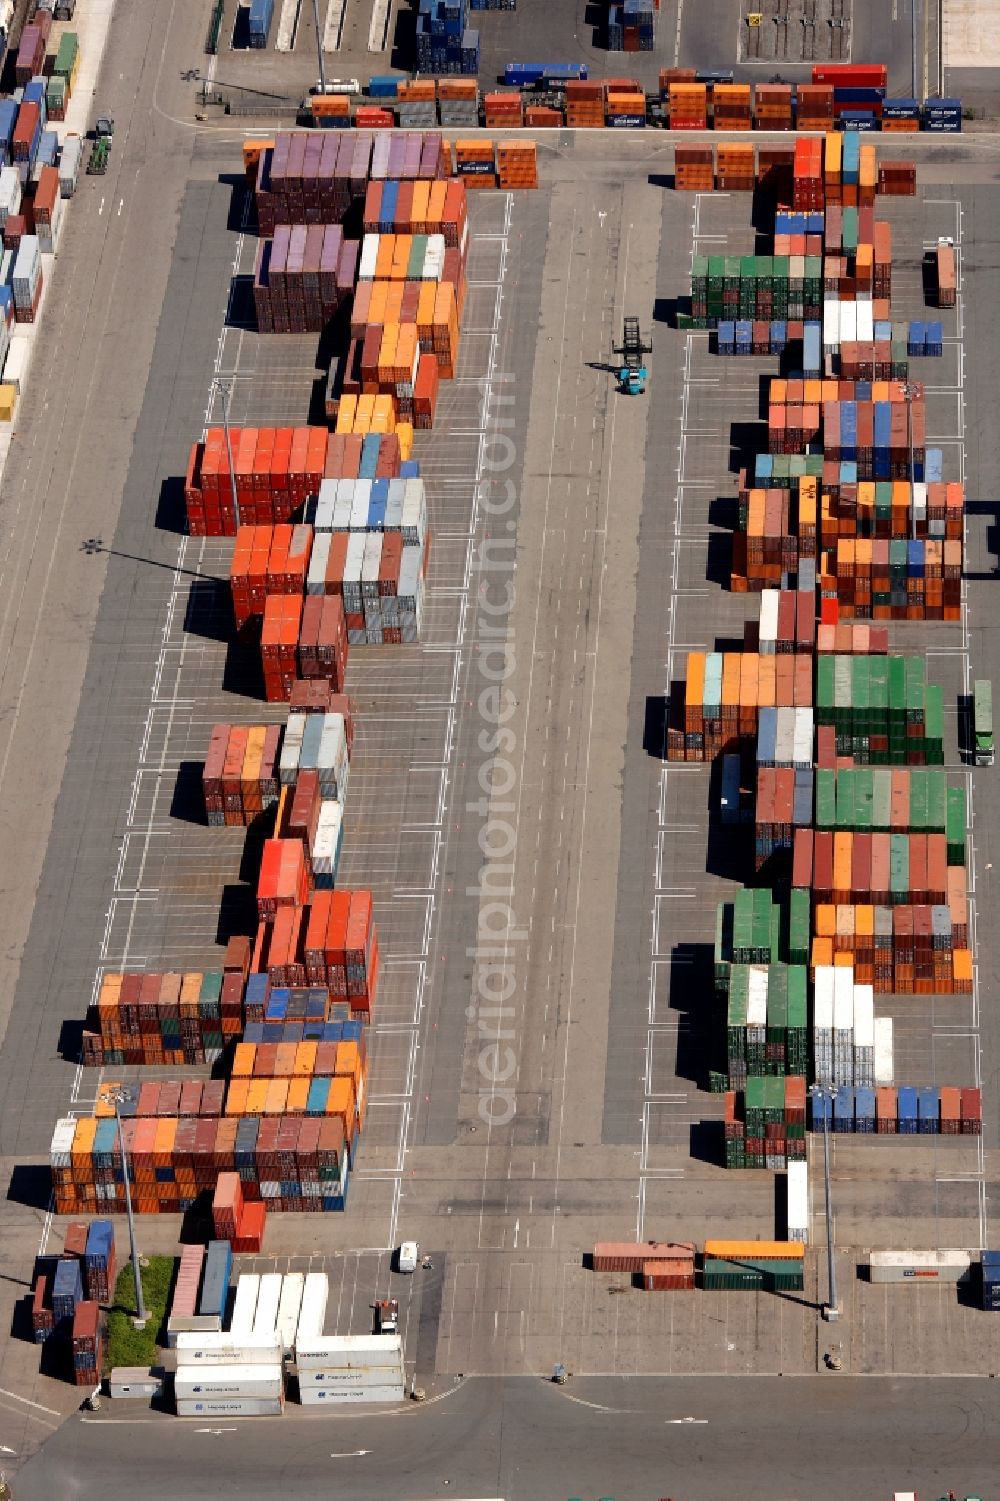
[298,1366,405,1388]
[786,1160,809,1245]
[276,1273,304,1356]
[253,1273,283,1340]
[295,1272,329,1344]
[299,1383,404,1405]
[868,1250,971,1284]
[176,1396,284,1418]
[873,1016,894,1085]
[175,1363,284,1400]
[228,1274,261,1339]
[295,1333,403,1370]
[175,1332,282,1367]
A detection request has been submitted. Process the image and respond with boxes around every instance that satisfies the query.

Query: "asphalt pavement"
[13,1372,1000,1500]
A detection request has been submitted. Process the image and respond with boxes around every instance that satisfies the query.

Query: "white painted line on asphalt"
[0,1388,61,1417]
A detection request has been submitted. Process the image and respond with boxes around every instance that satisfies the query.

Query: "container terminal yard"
[0,0,999,1496]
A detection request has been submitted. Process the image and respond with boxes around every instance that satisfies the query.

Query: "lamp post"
[101,1086,147,1327]
[808,1083,840,1322]
[210,376,240,532]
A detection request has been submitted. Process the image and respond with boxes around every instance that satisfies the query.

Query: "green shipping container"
[946,785,966,866]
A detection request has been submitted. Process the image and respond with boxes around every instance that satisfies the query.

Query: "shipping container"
[867,1250,971,1283]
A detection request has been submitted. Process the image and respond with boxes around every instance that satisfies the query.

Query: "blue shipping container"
[897,1085,919,1133]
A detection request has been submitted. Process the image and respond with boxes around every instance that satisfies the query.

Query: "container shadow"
[180,1191,215,1245]
[225,273,257,332]
[216,881,258,949]
[219,171,250,234]
[642,694,666,759]
[688,1119,725,1165]
[222,634,266,699]
[580,1252,595,1271]
[155,475,188,535]
[648,172,673,190]
[773,1170,788,1239]
[769,1287,819,1310]
[10,1288,37,1345]
[704,817,753,884]
[653,295,679,326]
[7,1163,53,1213]
[230,7,252,50]
[57,1017,85,1064]
[957,692,973,763]
[184,576,234,643]
[389,4,416,71]
[921,251,937,308]
[38,1337,69,1383]
[707,494,737,531]
[705,532,732,590]
[668,942,715,1088]
[956,1277,982,1310]
[170,761,208,827]
[729,419,769,476]
[307,371,330,428]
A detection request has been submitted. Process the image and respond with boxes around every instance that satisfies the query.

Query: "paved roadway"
[13,1373,1000,1500]
[212,0,951,105]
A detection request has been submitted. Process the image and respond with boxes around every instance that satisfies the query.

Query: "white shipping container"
[332,482,353,531]
[50,1116,76,1167]
[868,1250,971,1284]
[833,966,854,1033]
[792,708,813,769]
[841,301,857,344]
[276,1273,304,1356]
[176,1397,284,1418]
[786,1160,809,1244]
[253,1273,283,1339]
[176,1332,282,1366]
[0,165,20,225]
[856,299,874,342]
[382,479,402,531]
[314,478,337,531]
[311,800,343,877]
[350,478,371,531]
[358,234,379,280]
[59,134,82,197]
[296,1272,329,1344]
[758,589,778,651]
[175,1363,284,1400]
[746,965,768,1028]
[873,1016,894,1085]
[299,1384,404,1405]
[400,479,426,546]
[166,1314,222,1343]
[307,530,332,594]
[852,984,875,1048]
[229,1275,261,1339]
[279,713,306,785]
[295,1333,403,1370]
[297,1362,405,1386]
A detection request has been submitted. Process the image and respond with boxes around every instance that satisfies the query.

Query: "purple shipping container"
[420,133,443,178]
[336,237,358,293]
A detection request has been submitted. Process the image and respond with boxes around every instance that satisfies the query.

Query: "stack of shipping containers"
[672,133,983,1205]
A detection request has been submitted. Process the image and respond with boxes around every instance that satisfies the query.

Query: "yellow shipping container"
[704,1239,805,1261]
